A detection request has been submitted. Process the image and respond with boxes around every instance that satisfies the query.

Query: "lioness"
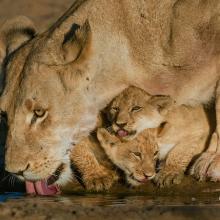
[1,0,220,185]
[101,86,211,187]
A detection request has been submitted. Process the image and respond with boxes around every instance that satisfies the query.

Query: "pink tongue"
[26,181,60,196]
[117,129,128,137]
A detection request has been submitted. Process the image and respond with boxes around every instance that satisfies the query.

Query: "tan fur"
[70,134,119,191]
[97,128,158,186]
[106,86,172,140]
[1,1,220,183]
[103,86,211,187]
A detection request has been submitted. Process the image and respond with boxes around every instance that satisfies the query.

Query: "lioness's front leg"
[70,137,118,191]
[191,81,220,181]
[191,133,220,181]
[154,140,202,187]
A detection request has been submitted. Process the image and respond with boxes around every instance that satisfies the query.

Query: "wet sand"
[1,177,220,219]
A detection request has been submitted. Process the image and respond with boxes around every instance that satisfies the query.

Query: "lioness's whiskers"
[0,173,11,183]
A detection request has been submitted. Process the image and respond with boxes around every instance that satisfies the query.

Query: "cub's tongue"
[26,181,60,196]
[117,129,128,137]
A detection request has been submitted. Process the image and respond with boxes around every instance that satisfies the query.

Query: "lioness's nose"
[5,161,30,176]
[11,163,30,176]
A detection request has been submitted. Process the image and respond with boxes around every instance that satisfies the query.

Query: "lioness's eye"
[131,106,142,112]
[30,108,48,125]
[34,108,46,117]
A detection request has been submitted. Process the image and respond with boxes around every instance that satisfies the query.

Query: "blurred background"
[0,0,74,31]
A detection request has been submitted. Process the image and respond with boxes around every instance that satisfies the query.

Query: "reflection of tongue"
[117,129,128,137]
[26,181,60,196]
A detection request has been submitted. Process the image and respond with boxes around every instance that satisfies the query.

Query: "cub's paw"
[154,170,184,188]
[84,169,118,192]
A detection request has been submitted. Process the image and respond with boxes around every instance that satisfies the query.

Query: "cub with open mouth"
[106,86,164,140]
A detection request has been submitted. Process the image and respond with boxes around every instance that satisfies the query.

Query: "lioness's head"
[107,86,174,140]
[0,15,97,185]
[97,128,158,186]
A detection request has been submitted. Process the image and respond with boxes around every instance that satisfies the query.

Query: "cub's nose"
[116,122,127,129]
[144,172,156,180]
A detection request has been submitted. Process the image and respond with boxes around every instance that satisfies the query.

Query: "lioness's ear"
[150,95,175,115]
[0,16,36,65]
[62,20,91,64]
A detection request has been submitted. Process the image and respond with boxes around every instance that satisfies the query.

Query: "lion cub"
[97,128,158,186]
[99,86,211,187]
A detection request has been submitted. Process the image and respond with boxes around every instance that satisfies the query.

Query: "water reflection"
[1,192,220,207]
[0,192,24,202]
[2,178,220,207]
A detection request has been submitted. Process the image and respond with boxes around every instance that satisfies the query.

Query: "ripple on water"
[2,188,220,207]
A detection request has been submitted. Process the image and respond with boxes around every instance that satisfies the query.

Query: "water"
[1,189,220,207]
[0,192,24,202]
[1,188,220,220]
[1,179,220,220]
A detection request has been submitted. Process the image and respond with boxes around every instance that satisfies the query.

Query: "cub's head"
[107,86,174,140]
[97,128,158,186]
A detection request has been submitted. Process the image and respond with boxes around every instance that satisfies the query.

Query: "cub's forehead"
[112,87,150,106]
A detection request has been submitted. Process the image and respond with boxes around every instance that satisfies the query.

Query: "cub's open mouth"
[116,129,136,138]
[25,163,64,196]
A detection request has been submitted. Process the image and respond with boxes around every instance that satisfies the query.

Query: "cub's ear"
[0,16,36,66]
[62,19,91,64]
[149,95,175,115]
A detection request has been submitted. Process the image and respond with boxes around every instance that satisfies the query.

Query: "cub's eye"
[131,151,142,159]
[34,108,46,117]
[112,107,119,112]
[131,106,142,112]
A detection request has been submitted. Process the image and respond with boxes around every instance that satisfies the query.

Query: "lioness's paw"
[205,154,220,182]
[190,152,216,181]
[154,170,184,188]
[84,169,118,191]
